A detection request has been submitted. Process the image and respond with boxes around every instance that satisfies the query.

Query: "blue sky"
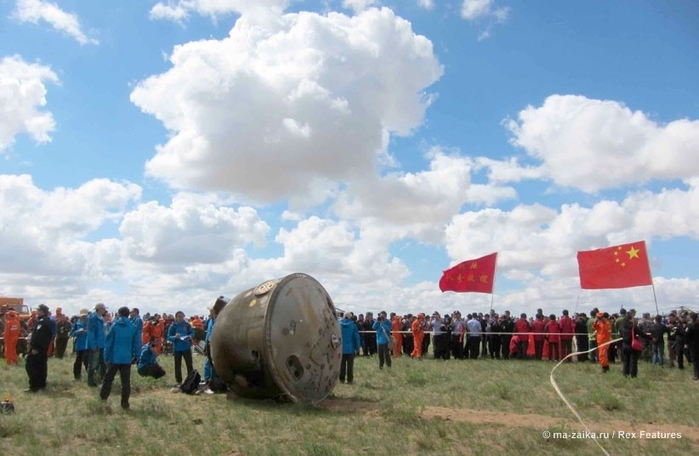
[1,0,698,318]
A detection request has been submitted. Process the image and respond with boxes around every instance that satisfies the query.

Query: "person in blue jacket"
[138,339,166,379]
[100,306,141,409]
[373,310,393,369]
[70,309,90,380]
[87,303,108,387]
[167,311,194,390]
[340,312,361,384]
[129,308,143,346]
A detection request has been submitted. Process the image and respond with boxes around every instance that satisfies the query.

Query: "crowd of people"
[0,302,224,408]
[340,307,699,382]
[3,303,699,409]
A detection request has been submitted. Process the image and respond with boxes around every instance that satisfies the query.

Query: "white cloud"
[12,0,98,45]
[418,0,434,10]
[131,7,443,204]
[119,192,269,265]
[0,55,58,153]
[460,0,509,40]
[0,175,141,278]
[149,0,289,22]
[445,179,699,282]
[461,0,509,21]
[506,95,699,193]
[343,0,378,14]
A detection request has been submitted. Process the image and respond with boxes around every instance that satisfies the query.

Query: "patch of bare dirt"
[422,407,698,441]
[320,397,379,413]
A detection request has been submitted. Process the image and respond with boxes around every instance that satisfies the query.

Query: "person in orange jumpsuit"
[142,318,152,346]
[411,313,426,359]
[3,310,21,365]
[391,315,403,357]
[593,311,612,373]
[153,316,165,355]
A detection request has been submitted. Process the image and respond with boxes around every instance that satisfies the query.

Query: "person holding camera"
[372,311,392,369]
[138,338,166,379]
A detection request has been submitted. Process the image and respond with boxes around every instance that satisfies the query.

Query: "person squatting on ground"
[3,310,21,365]
[340,312,361,384]
[25,304,52,392]
[71,309,90,380]
[138,339,166,379]
[593,311,612,373]
[87,303,108,387]
[168,311,194,391]
[100,306,141,409]
[373,311,392,369]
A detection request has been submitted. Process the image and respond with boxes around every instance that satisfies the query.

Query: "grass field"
[0,352,697,456]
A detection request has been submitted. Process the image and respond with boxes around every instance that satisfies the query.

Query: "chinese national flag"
[439,252,497,294]
[577,241,653,289]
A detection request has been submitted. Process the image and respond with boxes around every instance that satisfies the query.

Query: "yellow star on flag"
[626,246,640,259]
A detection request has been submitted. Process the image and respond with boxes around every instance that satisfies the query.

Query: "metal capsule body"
[210,273,341,403]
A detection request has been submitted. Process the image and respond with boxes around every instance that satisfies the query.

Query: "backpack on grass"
[181,369,201,395]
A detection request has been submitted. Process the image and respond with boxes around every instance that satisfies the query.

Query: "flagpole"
[651,282,660,316]
[643,241,660,316]
[489,252,499,313]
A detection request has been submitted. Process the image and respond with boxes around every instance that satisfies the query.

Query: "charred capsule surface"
[209,273,341,403]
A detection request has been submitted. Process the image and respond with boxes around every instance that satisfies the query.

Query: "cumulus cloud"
[418,0,434,10]
[12,0,98,45]
[119,192,269,265]
[0,175,141,277]
[445,179,699,282]
[0,55,58,153]
[149,0,289,22]
[131,7,443,204]
[506,95,699,193]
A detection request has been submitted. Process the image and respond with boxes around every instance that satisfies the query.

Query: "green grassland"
[1,353,697,455]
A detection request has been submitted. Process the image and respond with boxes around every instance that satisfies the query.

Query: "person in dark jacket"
[619,309,650,378]
[100,306,141,409]
[684,312,699,380]
[25,304,53,392]
[340,312,361,384]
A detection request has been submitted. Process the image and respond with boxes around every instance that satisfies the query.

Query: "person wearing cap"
[25,304,52,392]
[101,306,141,409]
[3,310,21,365]
[70,309,90,380]
[87,303,108,387]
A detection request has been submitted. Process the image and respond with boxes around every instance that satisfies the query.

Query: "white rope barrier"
[549,337,622,456]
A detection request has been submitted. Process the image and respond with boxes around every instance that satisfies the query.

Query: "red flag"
[577,241,652,289]
[439,252,497,294]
